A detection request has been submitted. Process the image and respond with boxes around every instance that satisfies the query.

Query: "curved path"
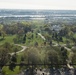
[38,33,74,69]
[10,33,74,69]
[10,44,27,56]
[65,47,74,69]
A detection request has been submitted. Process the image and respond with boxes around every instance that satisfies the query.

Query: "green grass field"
[0,33,75,75]
[2,66,20,75]
[25,33,44,46]
[73,33,76,38]
[0,35,16,45]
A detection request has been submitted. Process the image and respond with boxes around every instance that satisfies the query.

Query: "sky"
[0,0,76,10]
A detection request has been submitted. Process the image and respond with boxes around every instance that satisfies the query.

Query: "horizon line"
[0,8,76,10]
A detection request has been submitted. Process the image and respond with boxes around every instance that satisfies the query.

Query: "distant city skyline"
[0,0,76,10]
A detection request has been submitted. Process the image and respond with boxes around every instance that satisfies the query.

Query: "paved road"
[38,33,46,41]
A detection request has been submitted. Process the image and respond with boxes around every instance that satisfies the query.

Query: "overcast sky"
[0,0,76,10]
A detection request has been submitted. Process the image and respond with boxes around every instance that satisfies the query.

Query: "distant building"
[51,25,61,31]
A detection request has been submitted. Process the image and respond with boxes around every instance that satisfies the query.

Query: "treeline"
[2,22,32,35]
[0,45,68,71]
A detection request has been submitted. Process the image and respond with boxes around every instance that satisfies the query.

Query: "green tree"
[9,54,17,71]
[23,34,26,44]
[1,31,6,39]
[47,50,60,74]
[24,47,40,64]
[0,48,9,68]
[61,47,68,64]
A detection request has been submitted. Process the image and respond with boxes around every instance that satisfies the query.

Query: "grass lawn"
[73,33,76,38]
[60,37,73,44]
[2,66,20,75]
[0,35,16,45]
[25,32,44,46]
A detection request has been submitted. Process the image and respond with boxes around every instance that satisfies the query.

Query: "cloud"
[0,0,76,10]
